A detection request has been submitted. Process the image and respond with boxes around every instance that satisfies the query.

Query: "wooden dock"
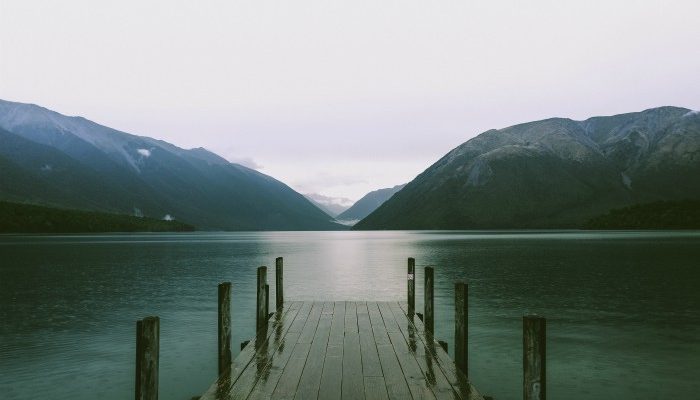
[134,258,546,400]
[199,301,484,400]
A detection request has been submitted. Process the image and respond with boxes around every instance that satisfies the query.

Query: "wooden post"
[523,315,546,400]
[424,266,434,334]
[455,281,468,377]
[275,257,284,309]
[135,316,159,400]
[218,282,232,376]
[256,266,267,331]
[265,284,270,318]
[407,257,415,317]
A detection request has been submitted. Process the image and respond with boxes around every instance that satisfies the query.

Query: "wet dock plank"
[199,301,485,400]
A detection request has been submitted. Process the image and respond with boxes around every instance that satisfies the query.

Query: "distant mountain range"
[337,184,406,223]
[0,99,343,230]
[304,193,353,217]
[355,107,700,229]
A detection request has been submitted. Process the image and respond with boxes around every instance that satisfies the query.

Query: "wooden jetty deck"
[134,258,546,400]
[199,301,484,400]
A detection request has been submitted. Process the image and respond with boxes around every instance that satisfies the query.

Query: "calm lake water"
[1,231,699,399]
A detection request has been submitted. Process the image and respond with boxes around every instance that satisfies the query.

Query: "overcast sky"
[1,1,699,201]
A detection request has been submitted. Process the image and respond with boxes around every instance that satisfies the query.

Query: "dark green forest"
[586,200,700,229]
[0,201,194,233]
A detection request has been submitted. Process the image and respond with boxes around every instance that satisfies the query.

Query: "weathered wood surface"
[454,282,468,377]
[523,315,546,400]
[199,301,484,400]
[218,282,232,376]
[256,267,267,331]
[136,316,159,400]
[407,258,415,317]
[275,257,284,309]
[424,267,435,334]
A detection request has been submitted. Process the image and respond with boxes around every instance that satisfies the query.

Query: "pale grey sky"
[1,0,699,201]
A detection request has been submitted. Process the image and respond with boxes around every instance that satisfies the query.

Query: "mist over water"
[1,231,699,399]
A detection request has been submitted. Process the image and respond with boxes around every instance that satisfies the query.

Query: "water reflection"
[1,231,699,400]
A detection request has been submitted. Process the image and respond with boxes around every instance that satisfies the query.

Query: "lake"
[1,231,699,399]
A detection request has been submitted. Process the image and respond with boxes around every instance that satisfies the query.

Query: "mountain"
[303,193,353,217]
[336,184,406,223]
[0,200,194,233]
[354,106,700,229]
[0,99,343,230]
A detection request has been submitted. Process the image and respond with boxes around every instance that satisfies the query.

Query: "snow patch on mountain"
[137,148,151,157]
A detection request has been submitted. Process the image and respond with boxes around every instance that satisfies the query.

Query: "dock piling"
[256,266,267,332]
[455,281,468,377]
[265,284,270,319]
[424,266,434,334]
[408,257,415,317]
[275,257,284,309]
[218,282,232,376]
[523,315,546,400]
[135,316,159,400]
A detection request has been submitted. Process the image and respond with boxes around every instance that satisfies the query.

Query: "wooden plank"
[270,342,313,399]
[356,301,369,314]
[289,302,314,333]
[344,301,358,333]
[378,305,437,400]
[368,302,412,400]
[391,330,456,400]
[328,301,346,346]
[322,301,335,314]
[375,344,412,400]
[367,302,390,345]
[318,343,343,400]
[382,302,456,400]
[299,302,323,344]
[358,304,383,377]
[247,331,301,400]
[295,311,332,399]
[364,376,390,400]
[377,302,399,333]
[319,300,344,398]
[199,302,301,400]
[342,330,365,399]
[395,302,484,400]
[225,304,305,400]
[270,302,322,399]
